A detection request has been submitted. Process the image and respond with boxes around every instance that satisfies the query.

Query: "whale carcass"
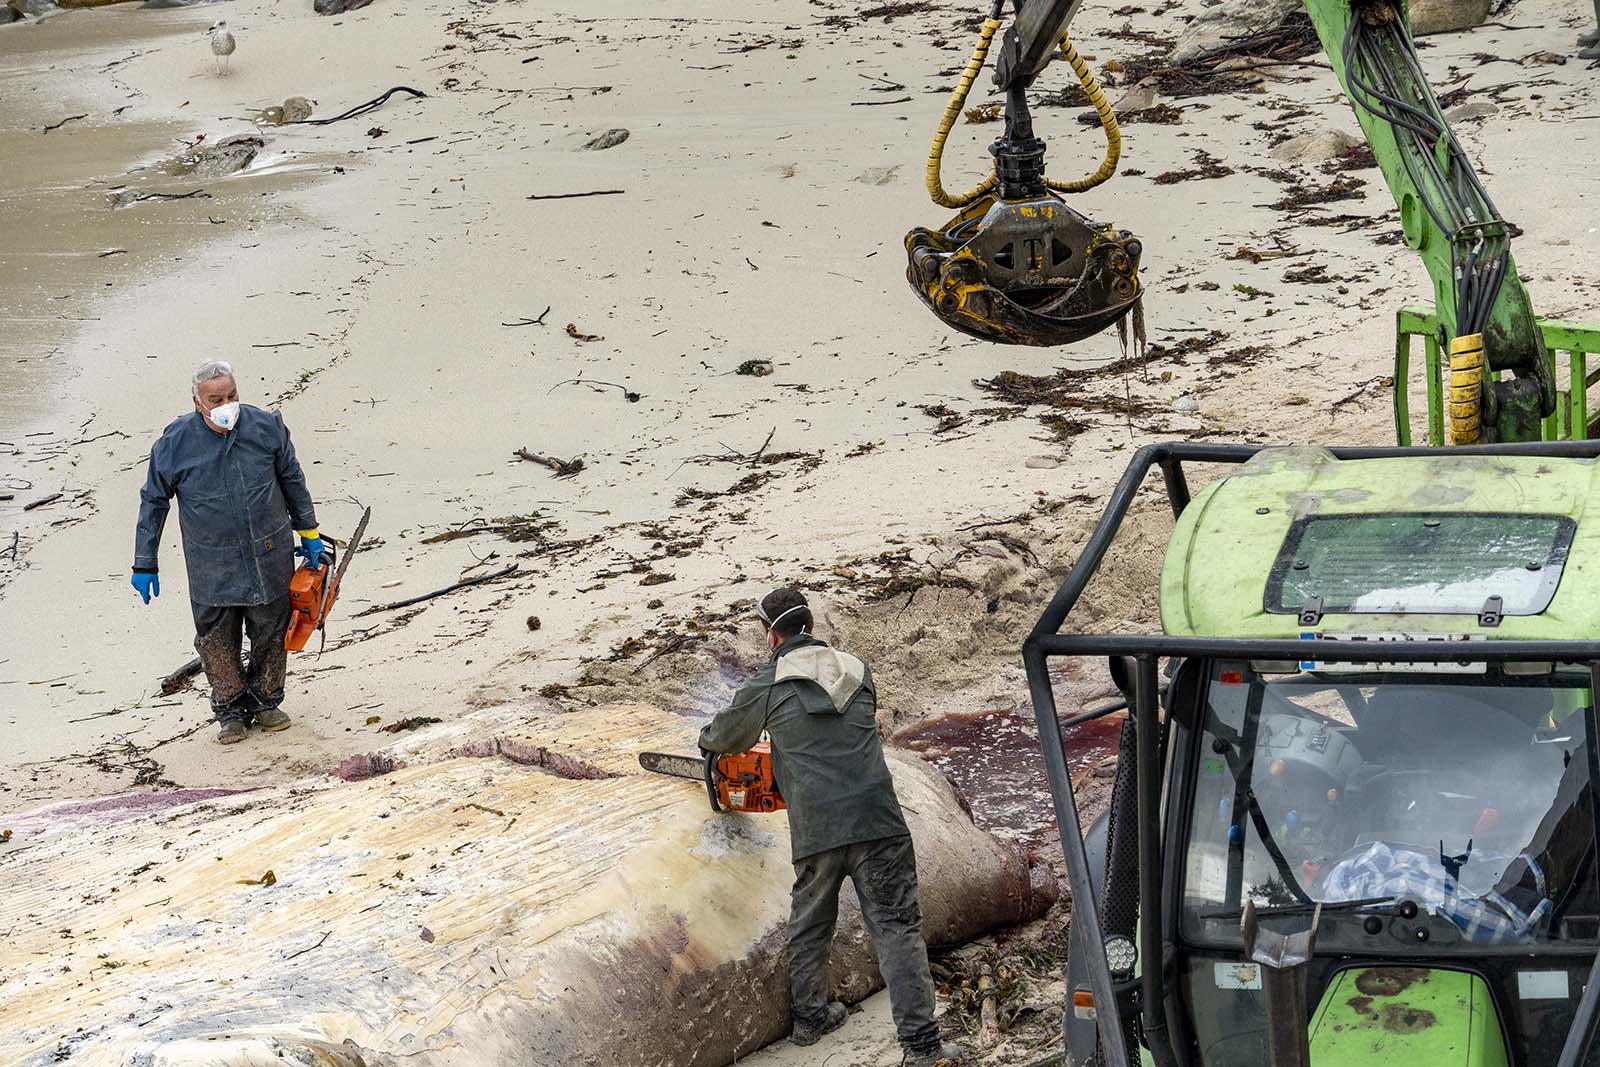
[0,702,1055,1066]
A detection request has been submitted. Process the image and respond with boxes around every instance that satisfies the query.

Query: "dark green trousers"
[191,597,292,721]
[787,834,941,1052]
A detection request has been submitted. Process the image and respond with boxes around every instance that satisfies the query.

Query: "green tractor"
[1033,442,1600,1066]
[902,0,1600,1059]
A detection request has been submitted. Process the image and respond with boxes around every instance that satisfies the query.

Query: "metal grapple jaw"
[905,191,1142,347]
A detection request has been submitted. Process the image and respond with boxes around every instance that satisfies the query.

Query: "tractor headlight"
[1104,935,1137,980]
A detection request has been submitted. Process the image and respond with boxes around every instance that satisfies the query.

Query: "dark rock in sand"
[313,0,374,13]
[0,4,20,21]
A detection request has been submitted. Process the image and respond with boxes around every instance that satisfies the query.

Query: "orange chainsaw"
[284,506,371,653]
[638,742,786,813]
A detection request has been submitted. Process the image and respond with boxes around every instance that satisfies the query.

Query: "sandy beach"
[2,0,1599,1061]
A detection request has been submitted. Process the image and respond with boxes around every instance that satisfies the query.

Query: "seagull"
[208,20,236,76]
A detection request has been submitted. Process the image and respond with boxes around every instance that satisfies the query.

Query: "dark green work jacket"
[699,633,909,861]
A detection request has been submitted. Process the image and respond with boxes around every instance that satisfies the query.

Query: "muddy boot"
[1582,43,1600,59]
[790,1001,847,1047]
[902,1040,965,1066]
[254,707,292,732]
[218,719,249,745]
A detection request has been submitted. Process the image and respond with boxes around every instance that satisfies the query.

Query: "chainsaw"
[284,506,371,654]
[638,741,786,813]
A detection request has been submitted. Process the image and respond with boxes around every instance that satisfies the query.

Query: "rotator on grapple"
[904,0,1143,348]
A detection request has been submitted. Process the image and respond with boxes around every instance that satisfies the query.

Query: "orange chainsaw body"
[284,561,338,652]
[714,742,786,813]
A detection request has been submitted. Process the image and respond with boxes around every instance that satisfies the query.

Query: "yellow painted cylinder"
[1448,333,1485,445]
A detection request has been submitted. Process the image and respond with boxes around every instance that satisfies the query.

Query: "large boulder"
[1409,0,1491,35]
[1171,0,1299,66]
[314,0,374,13]
[0,703,1054,1067]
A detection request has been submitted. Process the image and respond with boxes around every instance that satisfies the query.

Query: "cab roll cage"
[1021,440,1600,1067]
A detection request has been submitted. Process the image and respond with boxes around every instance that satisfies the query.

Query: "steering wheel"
[1356,769,1482,828]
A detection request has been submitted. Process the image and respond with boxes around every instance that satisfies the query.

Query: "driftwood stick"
[354,564,518,616]
[978,962,1000,1048]
[158,657,203,696]
[525,189,625,201]
[42,113,89,133]
[23,493,64,511]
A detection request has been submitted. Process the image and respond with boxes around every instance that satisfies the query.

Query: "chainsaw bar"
[638,751,706,781]
[316,506,372,655]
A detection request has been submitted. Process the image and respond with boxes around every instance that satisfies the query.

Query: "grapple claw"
[905,191,1142,347]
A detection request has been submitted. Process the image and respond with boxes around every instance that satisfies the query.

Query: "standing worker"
[698,588,964,1066]
[132,360,323,745]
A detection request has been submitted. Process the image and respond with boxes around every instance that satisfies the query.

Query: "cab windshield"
[1182,662,1599,948]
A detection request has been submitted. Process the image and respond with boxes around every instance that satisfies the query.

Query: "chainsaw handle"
[701,748,723,813]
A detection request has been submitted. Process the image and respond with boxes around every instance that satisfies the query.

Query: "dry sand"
[2,0,1599,1061]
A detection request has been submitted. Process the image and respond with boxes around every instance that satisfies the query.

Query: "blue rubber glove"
[131,571,159,604]
[296,535,325,568]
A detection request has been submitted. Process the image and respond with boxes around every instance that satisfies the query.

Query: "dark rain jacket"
[699,633,909,861]
[133,406,316,608]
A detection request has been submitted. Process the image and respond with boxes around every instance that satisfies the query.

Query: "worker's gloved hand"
[296,535,325,568]
[131,571,160,604]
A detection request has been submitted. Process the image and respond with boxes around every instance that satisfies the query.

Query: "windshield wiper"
[1203,896,1395,920]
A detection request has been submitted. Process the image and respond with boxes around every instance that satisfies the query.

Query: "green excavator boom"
[1302,0,1555,442]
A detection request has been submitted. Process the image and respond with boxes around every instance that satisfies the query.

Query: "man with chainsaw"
[698,587,963,1066]
[132,360,322,745]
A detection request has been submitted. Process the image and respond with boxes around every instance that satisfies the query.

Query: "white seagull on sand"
[208,20,236,75]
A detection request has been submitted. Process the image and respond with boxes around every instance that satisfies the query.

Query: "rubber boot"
[1583,0,1600,49]
[254,707,292,732]
[790,1001,847,1046]
[903,1040,965,1066]
[217,720,248,745]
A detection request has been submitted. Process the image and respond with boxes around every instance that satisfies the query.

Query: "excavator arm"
[1306,0,1554,442]
[906,0,1557,442]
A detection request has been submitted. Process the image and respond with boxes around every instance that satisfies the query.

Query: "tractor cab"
[1026,442,1600,1067]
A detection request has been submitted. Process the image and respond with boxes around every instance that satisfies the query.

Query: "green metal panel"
[1309,967,1509,1066]
[1158,447,1600,640]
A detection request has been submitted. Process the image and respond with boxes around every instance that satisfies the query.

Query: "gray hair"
[192,360,235,396]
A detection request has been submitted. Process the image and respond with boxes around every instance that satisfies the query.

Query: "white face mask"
[207,401,241,431]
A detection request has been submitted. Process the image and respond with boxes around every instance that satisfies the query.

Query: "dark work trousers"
[191,597,292,722]
[788,834,941,1052]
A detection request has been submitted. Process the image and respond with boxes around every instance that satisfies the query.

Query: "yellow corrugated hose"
[924,24,1122,209]
[1448,333,1485,445]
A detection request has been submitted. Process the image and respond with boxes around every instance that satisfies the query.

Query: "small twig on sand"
[284,931,330,960]
[300,86,427,126]
[850,95,913,106]
[3,531,18,561]
[42,114,88,134]
[525,189,625,201]
[513,449,585,478]
[134,190,211,203]
[355,564,519,616]
[501,307,551,327]
[23,493,63,511]
[548,379,641,403]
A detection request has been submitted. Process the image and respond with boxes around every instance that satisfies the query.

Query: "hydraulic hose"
[925,16,1003,209]
[925,25,1122,208]
[1046,36,1121,194]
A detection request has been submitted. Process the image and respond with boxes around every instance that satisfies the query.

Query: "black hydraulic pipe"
[1024,640,1131,1067]
[1135,654,1177,1067]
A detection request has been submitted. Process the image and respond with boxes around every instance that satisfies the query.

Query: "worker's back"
[762,635,908,861]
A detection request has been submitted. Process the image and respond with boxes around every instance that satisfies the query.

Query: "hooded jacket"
[133,406,316,607]
[699,633,909,860]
